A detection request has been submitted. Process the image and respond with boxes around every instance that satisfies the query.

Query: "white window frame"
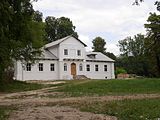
[26,63,31,71]
[77,50,81,56]
[64,63,67,71]
[104,65,107,71]
[86,64,90,71]
[50,63,55,71]
[64,49,68,55]
[95,65,99,71]
[39,63,43,71]
[79,63,83,71]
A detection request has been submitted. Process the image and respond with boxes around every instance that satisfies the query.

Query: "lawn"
[65,98,160,120]
[0,80,50,93]
[0,106,13,120]
[56,78,160,96]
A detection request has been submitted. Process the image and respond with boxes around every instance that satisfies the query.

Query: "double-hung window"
[95,65,99,71]
[26,63,31,71]
[39,63,43,71]
[86,64,90,71]
[50,64,55,71]
[104,65,107,71]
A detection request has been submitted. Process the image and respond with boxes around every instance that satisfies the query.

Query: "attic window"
[87,54,97,59]
[64,49,68,55]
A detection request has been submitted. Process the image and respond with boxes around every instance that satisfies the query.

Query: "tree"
[144,13,160,76]
[133,0,160,11]
[118,34,145,57]
[92,37,106,54]
[104,52,116,60]
[45,16,78,42]
[117,34,149,76]
[0,0,44,82]
[33,10,43,22]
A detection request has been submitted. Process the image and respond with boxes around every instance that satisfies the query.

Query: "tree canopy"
[45,16,78,42]
[92,37,106,54]
[0,0,45,82]
[144,13,160,76]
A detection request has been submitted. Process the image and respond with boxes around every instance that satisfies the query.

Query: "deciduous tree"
[45,16,78,42]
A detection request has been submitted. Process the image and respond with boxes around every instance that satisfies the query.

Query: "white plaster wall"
[59,61,86,80]
[15,60,59,81]
[84,62,115,79]
[59,37,86,61]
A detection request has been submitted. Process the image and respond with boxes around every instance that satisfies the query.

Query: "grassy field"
[60,98,160,120]
[0,106,14,120]
[55,78,160,96]
[0,80,50,93]
[1,78,160,120]
[51,78,160,120]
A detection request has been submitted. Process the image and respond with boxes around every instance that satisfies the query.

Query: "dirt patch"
[26,80,66,85]
[8,106,117,120]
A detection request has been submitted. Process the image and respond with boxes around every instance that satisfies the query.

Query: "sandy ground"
[0,81,160,120]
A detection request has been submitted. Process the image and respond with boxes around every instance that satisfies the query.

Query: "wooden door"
[71,63,76,76]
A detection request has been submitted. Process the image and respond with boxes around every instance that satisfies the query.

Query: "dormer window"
[64,49,68,55]
[87,54,96,59]
[77,50,81,56]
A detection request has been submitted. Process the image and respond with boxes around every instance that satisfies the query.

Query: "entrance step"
[73,75,89,80]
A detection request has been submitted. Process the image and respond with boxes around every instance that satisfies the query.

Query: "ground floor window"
[86,64,90,71]
[39,63,43,71]
[95,65,99,71]
[104,65,107,71]
[79,63,83,71]
[50,64,55,71]
[64,63,67,71]
[26,63,31,71]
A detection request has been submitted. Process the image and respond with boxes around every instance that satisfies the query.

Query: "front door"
[71,63,76,76]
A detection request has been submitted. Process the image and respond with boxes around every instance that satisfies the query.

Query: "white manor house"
[14,35,115,80]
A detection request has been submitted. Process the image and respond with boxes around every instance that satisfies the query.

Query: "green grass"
[77,98,160,120]
[56,78,160,96]
[0,106,13,120]
[0,80,49,93]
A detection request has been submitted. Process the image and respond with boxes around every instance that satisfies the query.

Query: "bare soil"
[1,81,160,120]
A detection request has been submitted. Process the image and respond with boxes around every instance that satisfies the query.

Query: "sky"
[33,0,158,55]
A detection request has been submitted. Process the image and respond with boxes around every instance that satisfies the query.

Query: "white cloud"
[33,0,157,55]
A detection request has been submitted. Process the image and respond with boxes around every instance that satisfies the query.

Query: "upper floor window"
[77,50,81,56]
[26,63,31,71]
[50,63,55,71]
[39,63,43,71]
[64,49,68,55]
[86,64,90,71]
[104,65,107,71]
[95,65,99,71]
[79,63,83,71]
[64,63,67,71]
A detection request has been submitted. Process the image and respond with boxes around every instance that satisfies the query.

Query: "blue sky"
[33,0,158,55]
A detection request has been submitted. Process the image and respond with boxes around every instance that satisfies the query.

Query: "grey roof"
[38,48,58,60]
[45,35,87,48]
[86,52,114,62]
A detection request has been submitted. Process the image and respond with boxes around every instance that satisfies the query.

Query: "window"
[79,63,83,71]
[64,49,68,55]
[104,65,107,71]
[95,65,99,71]
[64,63,67,71]
[26,63,31,71]
[77,50,81,56]
[50,64,55,71]
[39,63,43,71]
[86,64,90,71]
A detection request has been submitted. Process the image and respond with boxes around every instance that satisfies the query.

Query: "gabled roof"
[45,35,87,48]
[38,48,58,60]
[86,52,114,62]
